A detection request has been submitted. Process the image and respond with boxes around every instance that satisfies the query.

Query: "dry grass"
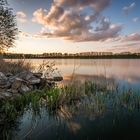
[0,59,33,74]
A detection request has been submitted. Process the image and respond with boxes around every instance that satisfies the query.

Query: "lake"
[2,59,140,140]
[28,59,140,90]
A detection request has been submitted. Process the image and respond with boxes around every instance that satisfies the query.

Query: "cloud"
[55,0,111,12]
[19,30,48,40]
[110,42,140,53]
[32,9,47,24]
[62,24,122,42]
[132,17,139,23]
[32,0,122,42]
[95,17,110,31]
[16,11,27,23]
[123,2,136,15]
[122,33,140,42]
[104,32,140,43]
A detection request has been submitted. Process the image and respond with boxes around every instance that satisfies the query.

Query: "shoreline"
[2,57,140,59]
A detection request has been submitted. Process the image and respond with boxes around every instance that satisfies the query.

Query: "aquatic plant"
[1,81,140,118]
[1,80,140,139]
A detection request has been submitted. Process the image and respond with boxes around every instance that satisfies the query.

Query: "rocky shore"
[0,71,63,100]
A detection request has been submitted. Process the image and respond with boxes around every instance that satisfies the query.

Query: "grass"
[1,81,140,119]
[0,59,33,74]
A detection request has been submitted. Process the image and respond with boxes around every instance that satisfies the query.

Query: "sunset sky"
[7,0,140,54]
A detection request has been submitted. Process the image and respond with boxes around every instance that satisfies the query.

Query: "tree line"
[1,52,140,59]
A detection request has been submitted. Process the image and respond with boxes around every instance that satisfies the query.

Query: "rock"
[46,76,63,81]
[8,76,16,83]
[7,89,18,94]
[28,85,34,90]
[33,73,42,78]
[0,92,12,98]
[0,88,4,92]
[29,77,41,84]
[0,80,8,86]
[0,72,7,80]
[46,77,54,81]
[6,73,13,77]
[0,82,11,89]
[19,84,31,93]
[11,78,24,90]
[53,76,63,81]
[0,70,63,101]
[0,72,8,89]
[16,71,33,80]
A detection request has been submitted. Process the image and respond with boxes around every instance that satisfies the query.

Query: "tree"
[0,0,18,51]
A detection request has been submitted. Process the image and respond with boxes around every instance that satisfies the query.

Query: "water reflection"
[10,97,140,140]
[5,59,140,86]
[26,59,140,87]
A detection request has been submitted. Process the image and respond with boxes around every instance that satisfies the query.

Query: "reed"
[1,80,140,123]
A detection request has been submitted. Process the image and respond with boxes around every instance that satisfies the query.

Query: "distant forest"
[1,52,140,59]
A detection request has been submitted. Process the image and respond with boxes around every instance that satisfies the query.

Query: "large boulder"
[15,71,34,81]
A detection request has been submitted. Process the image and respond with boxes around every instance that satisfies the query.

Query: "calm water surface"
[29,59,140,90]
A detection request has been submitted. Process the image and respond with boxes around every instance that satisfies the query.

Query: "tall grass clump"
[0,59,33,74]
